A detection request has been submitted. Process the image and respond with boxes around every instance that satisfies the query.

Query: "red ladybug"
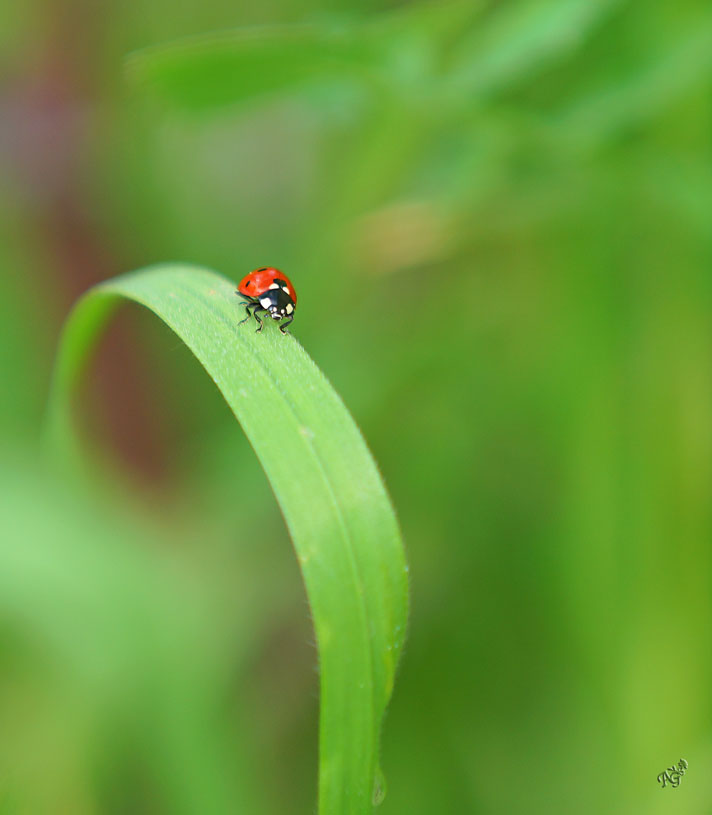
[236,267,297,334]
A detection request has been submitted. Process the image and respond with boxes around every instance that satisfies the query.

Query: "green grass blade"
[46,264,409,814]
[447,0,620,97]
[125,24,379,111]
[553,12,712,149]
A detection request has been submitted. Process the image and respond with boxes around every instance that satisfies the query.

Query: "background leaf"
[125,24,381,111]
[446,0,621,97]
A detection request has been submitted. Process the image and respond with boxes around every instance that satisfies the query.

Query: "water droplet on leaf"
[372,767,387,806]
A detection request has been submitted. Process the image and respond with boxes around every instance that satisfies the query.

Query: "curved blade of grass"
[46,264,409,814]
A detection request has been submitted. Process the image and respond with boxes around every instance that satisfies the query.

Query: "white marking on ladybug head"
[281,284,290,293]
[259,296,272,308]
[268,282,280,290]
[286,303,294,314]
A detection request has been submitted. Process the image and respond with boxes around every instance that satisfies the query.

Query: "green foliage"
[46,264,409,814]
[125,24,381,112]
[2,0,712,812]
[0,455,255,813]
[127,0,626,113]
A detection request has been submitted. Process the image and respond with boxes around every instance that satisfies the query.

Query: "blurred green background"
[1,0,711,812]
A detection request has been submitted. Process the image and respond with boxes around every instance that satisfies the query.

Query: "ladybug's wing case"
[238,268,277,298]
[237,275,260,298]
[238,268,297,305]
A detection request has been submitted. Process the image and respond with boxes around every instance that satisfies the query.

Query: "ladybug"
[235,267,297,335]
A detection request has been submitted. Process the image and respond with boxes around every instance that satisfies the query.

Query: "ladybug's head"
[258,280,296,322]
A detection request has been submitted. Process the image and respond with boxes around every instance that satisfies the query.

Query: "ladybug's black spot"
[256,267,268,271]
[245,281,252,287]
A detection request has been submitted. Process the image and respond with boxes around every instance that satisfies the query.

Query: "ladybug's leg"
[253,307,267,333]
[278,315,293,335]
[238,300,258,325]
